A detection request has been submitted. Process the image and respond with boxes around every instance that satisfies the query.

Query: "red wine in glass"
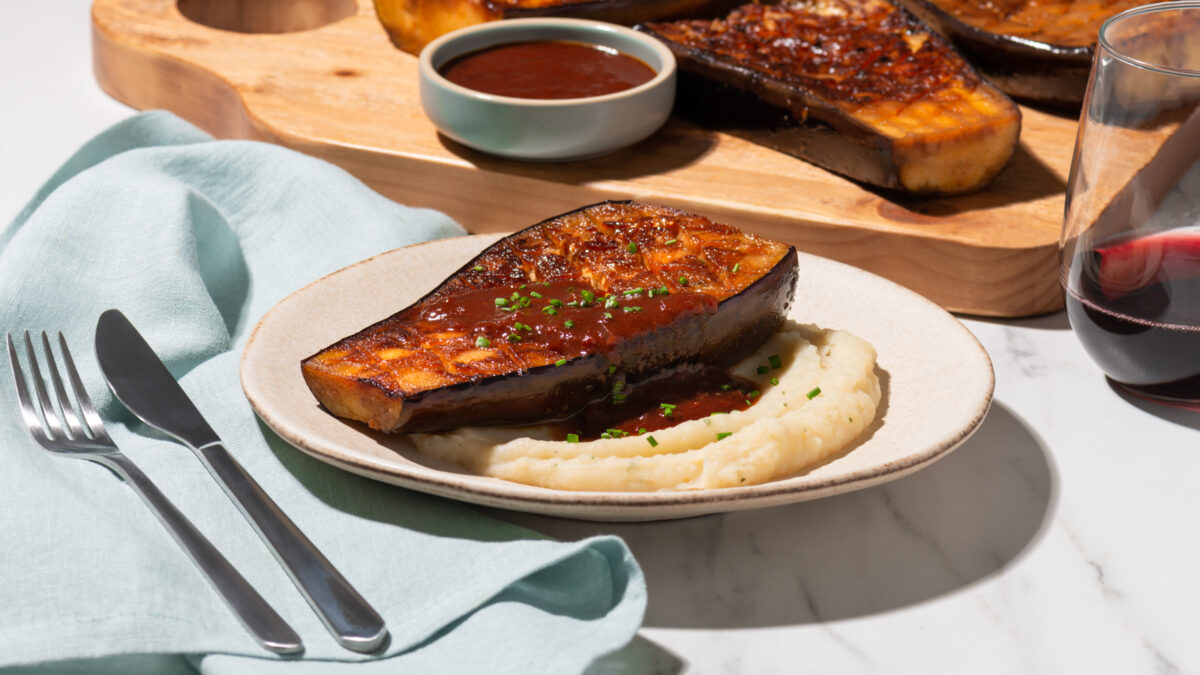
[1065,228,1200,404]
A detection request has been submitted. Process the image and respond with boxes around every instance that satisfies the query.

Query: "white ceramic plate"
[242,235,993,521]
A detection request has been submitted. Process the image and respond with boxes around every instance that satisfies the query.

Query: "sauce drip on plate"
[565,365,758,440]
[440,40,657,99]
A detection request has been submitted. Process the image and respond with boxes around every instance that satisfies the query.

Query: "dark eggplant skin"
[301,201,797,433]
[895,0,1092,109]
[660,52,905,191]
[374,0,747,53]
[500,0,745,22]
[639,2,1022,195]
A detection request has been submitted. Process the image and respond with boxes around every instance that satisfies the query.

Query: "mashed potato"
[408,321,880,491]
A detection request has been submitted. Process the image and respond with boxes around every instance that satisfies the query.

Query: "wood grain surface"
[92,0,1082,316]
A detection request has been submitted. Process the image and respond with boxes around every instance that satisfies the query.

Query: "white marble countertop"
[4,3,1198,674]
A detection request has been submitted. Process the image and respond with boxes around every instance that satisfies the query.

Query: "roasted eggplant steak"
[302,201,797,433]
[374,0,747,53]
[897,0,1143,107]
[641,0,1022,195]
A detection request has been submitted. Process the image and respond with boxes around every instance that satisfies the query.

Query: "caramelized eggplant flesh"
[641,0,1022,195]
[374,0,746,53]
[301,201,797,433]
[895,0,1140,107]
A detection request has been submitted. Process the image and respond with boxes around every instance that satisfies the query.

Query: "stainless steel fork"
[6,331,304,655]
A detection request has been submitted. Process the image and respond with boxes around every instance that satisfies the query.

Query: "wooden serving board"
[92,0,1080,316]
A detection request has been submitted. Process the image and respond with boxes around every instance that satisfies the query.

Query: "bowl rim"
[418,17,677,107]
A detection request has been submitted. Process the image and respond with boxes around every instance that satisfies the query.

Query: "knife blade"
[95,308,389,653]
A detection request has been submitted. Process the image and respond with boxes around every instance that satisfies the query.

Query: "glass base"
[1108,377,1200,411]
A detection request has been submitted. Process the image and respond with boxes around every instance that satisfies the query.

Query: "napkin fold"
[0,112,645,672]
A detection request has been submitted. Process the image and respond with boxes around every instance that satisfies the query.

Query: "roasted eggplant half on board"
[641,0,1022,195]
[374,0,746,53]
[302,201,797,433]
[896,0,1144,107]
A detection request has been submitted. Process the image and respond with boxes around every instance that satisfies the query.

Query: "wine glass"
[1061,1,1200,406]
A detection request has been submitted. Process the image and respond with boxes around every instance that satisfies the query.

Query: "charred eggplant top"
[648,0,975,104]
[301,201,797,432]
[919,0,1142,49]
[643,0,1016,142]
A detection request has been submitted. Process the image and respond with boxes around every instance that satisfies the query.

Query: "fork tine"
[22,331,65,440]
[57,332,111,444]
[7,333,51,445]
[41,331,87,440]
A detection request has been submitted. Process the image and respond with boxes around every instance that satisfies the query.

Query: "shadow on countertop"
[489,401,1058,629]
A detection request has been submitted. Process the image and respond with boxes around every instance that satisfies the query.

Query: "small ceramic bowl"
[418,18,676,162]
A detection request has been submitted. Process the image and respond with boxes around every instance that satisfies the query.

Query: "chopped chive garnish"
[542,306,558,315]
[646,436,658,447]
[495,298,508,307]
[613,380,625,392]
[719,384,731,391]
[604,311,614,319]
[473,265,484,272]
[519,284,527,289]
[807,386,822,399]
[513,322,532,332]
[660,403,677,417]
[554,358,567,367]
[567,301,579,307]
[529,290,543,299]
[757,365,769,375]
[564,319,575,329]
[679,277,689,286]
[623,287,643,296]
[770,377,779,385]
[769,354,782,369]
[566,433,579,443]
[549,298,564,307]
[542,282,551,286]
[604,296,619,309]
[607,365,616,375]
[623,306,642,313]
[732,263,741,273]
[507,333,521,342]
[581,290,596,303]
[710,411,728,416]
[627,242,638,253]
[638,428,648,435]
[604,428,629,438]
[665,239,677,245]
[748,390,760,398]
[716,432,732,440]
[512,291,521,300]
[475,336,491,348]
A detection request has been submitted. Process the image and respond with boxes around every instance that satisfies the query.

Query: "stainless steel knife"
[94,309,388,653]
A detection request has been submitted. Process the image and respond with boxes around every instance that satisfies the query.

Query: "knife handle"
[100,452,304,655]
[196,441,389,653]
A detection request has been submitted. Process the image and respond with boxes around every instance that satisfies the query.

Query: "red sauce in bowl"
[439,40,657,99]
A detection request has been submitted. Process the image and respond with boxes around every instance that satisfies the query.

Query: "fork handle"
[196,442,388,653]
[99,452,304,655]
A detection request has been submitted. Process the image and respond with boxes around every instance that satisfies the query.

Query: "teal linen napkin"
[0,112,645,672]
